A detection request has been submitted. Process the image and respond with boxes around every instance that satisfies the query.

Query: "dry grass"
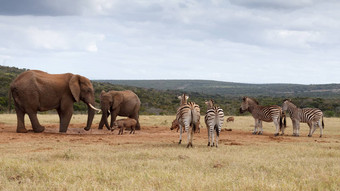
[0,114,339,190]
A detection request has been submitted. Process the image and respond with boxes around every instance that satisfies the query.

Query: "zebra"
[282,99,324,137]
[175,94,200,148]
[240,96,285,136]
[204,99,224,147]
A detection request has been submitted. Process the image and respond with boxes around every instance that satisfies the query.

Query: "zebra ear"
[204,101,209,105]
[186,95,189,100]
[243,97,247,101]
[178,96,182,100]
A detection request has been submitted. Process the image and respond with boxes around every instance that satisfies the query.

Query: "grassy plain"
[0,114,339,190]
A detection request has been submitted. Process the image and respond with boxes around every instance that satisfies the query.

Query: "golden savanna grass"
[0,114,339,190]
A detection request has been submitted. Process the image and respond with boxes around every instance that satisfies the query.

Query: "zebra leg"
[207,125,211,146]
[216,126,221,148]
[273,118,280,136]
[252,119,258,135]
[318,120,323,137]
[307,122,313,137]
[187,125,193,148]
[311,122,317,135]
[292,120,296,136]
[296,121,300,137]
[211,127,215,147]
[179,125,183,144]
[258,120,263,135]
[280,118,285,135]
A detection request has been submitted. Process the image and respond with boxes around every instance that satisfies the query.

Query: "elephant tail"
[8,88,12,113]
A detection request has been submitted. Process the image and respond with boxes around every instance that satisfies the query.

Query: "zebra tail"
[279,115,282,130]
[322,116,324,129]
[215,124,219,137]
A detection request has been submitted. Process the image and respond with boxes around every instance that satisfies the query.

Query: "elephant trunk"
[84,102,97,131]
[102,110,111,130]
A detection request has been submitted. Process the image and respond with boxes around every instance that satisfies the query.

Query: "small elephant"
[10,70,100,133]
[113,118,137,135]
[96,90,141,131]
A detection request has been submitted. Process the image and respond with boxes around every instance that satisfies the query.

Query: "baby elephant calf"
[113,118,137,135]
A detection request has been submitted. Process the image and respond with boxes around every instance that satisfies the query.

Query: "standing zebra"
[205,99,224,147]
[175,94,200,148]
[240,97,284,136]
[282,99,324,137]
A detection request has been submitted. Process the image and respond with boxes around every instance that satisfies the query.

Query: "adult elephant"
[10,70,100,133]
[91,90,141,131]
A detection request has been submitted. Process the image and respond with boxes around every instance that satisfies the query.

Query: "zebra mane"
[244,97,259,105]
[283,98,292,102]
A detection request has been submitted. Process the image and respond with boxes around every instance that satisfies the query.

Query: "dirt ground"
[1,122,337,146]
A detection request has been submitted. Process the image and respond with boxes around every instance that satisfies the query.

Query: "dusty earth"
[1,122,337,146]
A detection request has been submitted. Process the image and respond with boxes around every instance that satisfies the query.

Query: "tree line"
[1,65,340,117]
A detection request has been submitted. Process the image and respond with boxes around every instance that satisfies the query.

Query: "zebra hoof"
[187,143,193,148]
[258,132,263,135]
[207,142,210,146]
[319,135,322,138]
[274,133,279,136]
[308,134,312,137]
[178,140,182,144]
[252,132,257,135]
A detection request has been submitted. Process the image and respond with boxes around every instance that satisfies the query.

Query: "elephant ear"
[112,93,124,109]
[69,75,80,102]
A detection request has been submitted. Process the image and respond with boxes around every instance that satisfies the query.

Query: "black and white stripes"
[205,100,224,147]
[282,99,324,137]
[175,94,200,148]
[240,97,284,136]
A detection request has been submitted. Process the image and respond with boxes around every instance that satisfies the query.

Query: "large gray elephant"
[90,90,141,131]
[10,70,100,133]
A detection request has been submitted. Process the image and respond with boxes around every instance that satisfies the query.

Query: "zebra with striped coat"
[175,94,200,148]
[282,99,324,137]
[205,100,224,147]
[240,97,284,136]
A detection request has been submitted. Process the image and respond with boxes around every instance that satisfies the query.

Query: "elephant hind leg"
[130,113,140,130]
[27,113,45,133]
[15,106,27,133]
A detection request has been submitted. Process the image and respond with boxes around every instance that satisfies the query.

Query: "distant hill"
[2,65,340,117]
[98,80,340,98]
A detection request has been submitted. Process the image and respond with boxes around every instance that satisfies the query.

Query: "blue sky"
[1,0,340,84]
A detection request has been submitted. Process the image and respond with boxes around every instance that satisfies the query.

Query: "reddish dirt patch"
[0,123,334,146]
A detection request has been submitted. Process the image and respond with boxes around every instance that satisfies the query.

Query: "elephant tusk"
[88,103,101,113]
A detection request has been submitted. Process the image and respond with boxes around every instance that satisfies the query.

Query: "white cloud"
[1,1,340,84]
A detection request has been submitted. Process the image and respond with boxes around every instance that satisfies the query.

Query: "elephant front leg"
[27,112,45,133]
[98,114,106,129]
[15,106,27,133]
[110,110,119,130]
